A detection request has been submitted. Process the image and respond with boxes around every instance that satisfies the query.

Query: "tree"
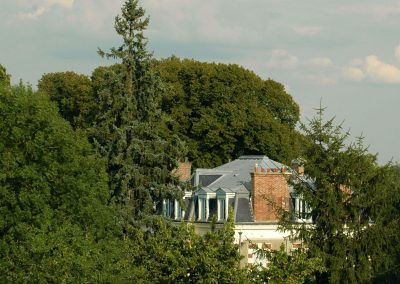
[38,71,97,129]
[0,84,133,282]
[279,105,400,283]
[248,244,325,284]
[367,163,400,282]
[128,212,247,283]
[93,0,186,217]
[41,57,305,170]
[156,57,304,168]
[0,82,247,282]
[0,64,11,86]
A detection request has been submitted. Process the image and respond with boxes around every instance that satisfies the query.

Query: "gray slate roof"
[188,155,313,223]
[195,155,287,194]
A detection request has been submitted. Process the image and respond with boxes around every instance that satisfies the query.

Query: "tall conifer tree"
[280,105,400,283]
[93,0,186,218]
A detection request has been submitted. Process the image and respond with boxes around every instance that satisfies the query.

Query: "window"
[294,197,311,221]
[218,198,226,221]
[202,199,206,220]
[198,198,206,221]
[163,199,175,218]
[175,200,182,220]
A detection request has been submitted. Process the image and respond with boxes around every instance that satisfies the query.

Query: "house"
[166,155,312,267]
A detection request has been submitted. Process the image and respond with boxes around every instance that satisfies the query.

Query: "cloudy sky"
[1,0,399,164]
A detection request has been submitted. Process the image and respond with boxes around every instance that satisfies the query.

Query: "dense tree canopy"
[156,57,304,168]
[37,72,96,129]
[0,83,247,282]
[39,57,305,170]
[0,84,126,282]
[248,244,325,283]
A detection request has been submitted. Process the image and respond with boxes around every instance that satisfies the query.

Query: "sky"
[1,0,399,164]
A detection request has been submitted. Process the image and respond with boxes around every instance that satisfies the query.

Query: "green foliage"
[156,57,304,168]
[0,64,11,86]
[37,71,97,129]
[93,0,186,216]
[249,244,325,284]
[0,84,131,282]
[129,212,246,283]
[279,106,400,283]
[41,57,305,171]
[187,211,246,282]
[367,163,400,282]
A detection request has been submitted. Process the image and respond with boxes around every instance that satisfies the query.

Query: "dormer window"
[163,199,174,218]
[291,196,311,222]
[216,188,235,221]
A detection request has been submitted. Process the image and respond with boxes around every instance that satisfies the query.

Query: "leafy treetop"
[0,64,11,86]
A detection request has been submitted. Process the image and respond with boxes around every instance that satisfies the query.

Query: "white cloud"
[395,44,400,62]
[265,49,298,69]
[344,55,400,83]
[343,67,365,81]
[292,26,321,36]
[365,55,400,83]
[20,0,74,20]
[309,57,333,67]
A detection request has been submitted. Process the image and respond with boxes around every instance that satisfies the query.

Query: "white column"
[225,197,229,220]
[194,172,199,186]
[198,198,202,221]
[205,196,209,221]
[217,198,221,220]
[174,200,179,219]
[162,199,166,216]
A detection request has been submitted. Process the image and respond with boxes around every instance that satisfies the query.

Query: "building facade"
[166,155,311,266]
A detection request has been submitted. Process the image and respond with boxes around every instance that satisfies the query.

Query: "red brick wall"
[173,162,192,182]
[251,169,290,222]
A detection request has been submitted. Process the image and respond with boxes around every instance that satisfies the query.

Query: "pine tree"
[279,105,399,283]
[93,0,186,218]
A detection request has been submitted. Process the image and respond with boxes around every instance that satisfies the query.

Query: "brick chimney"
[251,167,290,222]
[173,161,192,182]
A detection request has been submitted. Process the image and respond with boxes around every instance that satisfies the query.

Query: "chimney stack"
[173,161,192,182]
[251,168,290,222]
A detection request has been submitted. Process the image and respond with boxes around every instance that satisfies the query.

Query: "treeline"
[1,0,400,283]
[37,58,305,169]
[0,0,247,281]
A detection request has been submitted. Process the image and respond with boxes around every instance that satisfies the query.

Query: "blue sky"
[1,0,399,164]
